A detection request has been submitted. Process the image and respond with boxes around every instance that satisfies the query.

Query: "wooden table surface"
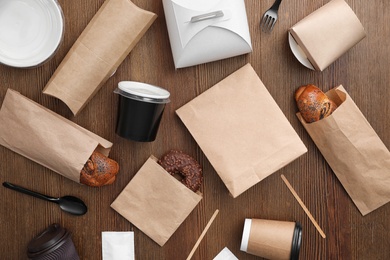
[1,0,390,259]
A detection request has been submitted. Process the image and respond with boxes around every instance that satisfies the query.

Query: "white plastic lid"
[117,81,170,103]
[288,32,315,70]
[240,218,252,252]
[0,0,64,68]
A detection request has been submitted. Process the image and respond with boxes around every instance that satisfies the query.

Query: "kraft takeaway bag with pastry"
[43,0,157,115]
[111,156,202,246]
[176,63,307,198]
[0,89,115,186]
[296,85,390,216]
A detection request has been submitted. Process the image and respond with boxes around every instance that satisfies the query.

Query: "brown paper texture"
[110,156,202,246]
[248,219,295,259]
[297,86,390,216]
[176,63,307,198]
[289,0,366,71]
[0,89,113,183]
[43,0,157,115]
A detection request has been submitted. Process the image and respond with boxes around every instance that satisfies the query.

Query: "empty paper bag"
[176,64,307,198]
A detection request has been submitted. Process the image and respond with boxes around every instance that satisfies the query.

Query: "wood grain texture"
[1,0,390,259]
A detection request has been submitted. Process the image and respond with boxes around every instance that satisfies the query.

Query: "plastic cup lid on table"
[116,81,171,104]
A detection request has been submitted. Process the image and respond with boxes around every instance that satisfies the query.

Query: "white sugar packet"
[102,232,134,260]
[213,247,238,260]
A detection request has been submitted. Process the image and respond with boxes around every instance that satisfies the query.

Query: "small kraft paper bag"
[289,0,366,71]
[297,86,390,216]
[111,156,202,246]
[176,63,307,198]
[0,89,113,183]
[43,0,157,115]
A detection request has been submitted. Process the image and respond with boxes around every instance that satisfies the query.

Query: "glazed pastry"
[80,151,119,187]
[158,150,203,192]
[295,84,337,123]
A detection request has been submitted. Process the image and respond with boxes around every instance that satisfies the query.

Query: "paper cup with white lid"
[114,81,170,142]
[0,0,64,68]
[240,218,302,260]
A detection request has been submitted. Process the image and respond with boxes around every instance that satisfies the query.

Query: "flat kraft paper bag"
[111,156,202,246]
[176,63,307,198]
[43,0,157,115]
[297,86,390,216]
[289,0,365,71]
[0,89,113,183]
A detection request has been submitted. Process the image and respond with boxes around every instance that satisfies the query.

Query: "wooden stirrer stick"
[186,209,220,260]
[281,174,326,239]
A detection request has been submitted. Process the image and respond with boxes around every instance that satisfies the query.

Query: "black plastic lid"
[290,222,302,260]
[27,223,68,257]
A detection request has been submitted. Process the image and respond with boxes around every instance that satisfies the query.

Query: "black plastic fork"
[260,0,283,32]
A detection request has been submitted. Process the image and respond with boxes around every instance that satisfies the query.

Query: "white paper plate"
[288,32,315,70]
[0,0,64,68]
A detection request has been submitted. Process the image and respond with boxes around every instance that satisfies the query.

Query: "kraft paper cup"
[27,223,79,260]
[114,81,170,142]
[240,218,302,260]
[0,0,64,68]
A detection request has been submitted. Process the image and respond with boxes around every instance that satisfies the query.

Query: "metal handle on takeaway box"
[190,10,224,23]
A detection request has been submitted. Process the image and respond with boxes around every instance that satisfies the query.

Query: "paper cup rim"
[288,32,315,70]
[116,81,171,104]
[0,0,64,68]
[240,218,252,252]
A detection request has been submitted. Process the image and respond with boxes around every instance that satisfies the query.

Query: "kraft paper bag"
[43,0,157,115]
[0,89,113,183]
[289,0,366,71]
[176,63,307,198]
[297,86,390,216]
[111,156,202,246]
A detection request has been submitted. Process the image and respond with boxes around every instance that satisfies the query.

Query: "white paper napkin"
[102,232,134,260]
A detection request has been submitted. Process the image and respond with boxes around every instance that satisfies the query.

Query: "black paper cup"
[240,218,302,260]
[27,223,79,260]
[115,81,170,142]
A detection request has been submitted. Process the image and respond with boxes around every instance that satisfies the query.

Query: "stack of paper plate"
[0,0,64,68]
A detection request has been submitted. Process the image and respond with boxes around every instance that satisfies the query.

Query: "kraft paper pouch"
[176,64,307,198]
[43,0,157,115]
[111,156,202,246]
[289,0,366,71]
[297,86,390,216]
[0,89,113,183]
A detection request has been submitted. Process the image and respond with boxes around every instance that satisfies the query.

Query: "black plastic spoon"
[3,182,87,216]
